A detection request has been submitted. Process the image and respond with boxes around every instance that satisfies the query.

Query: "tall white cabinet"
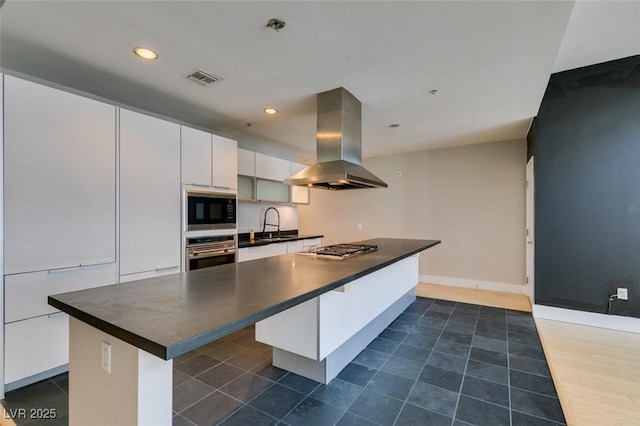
[3,76,116,274]
[119,109,181,279]
[3,76,118,389]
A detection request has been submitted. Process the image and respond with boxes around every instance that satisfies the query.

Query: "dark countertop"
[48,238,440,360]
[237,231,324,248]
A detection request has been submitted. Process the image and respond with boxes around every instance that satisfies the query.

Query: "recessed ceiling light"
[133,47,158,60]
[264,107,278,115]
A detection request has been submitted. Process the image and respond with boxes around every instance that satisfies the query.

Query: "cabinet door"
[303,238,323,250]
[287,240,305,254]
[212,135,237,190]
[181,126,212,187]
[5,313,69,385]
[255,153,291,181]
[256,179,290,203]
[3,76,116,274]
[120,109,181,276]
[237,148,255,176]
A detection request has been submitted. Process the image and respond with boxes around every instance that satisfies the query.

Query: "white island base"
[68,317,173,426]
[256,254,419,383]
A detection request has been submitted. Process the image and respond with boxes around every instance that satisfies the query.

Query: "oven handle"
[188,248,236,259]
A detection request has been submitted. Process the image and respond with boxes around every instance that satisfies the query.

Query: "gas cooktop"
[298,243,378,260]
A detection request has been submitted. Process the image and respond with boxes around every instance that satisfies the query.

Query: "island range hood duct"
[284,87,388,190]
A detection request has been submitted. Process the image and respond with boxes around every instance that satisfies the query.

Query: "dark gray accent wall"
[535,55,640,318]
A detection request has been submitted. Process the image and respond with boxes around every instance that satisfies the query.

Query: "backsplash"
[237,203,298,234]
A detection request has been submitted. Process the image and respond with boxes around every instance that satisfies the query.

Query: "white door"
[525,157,535,304]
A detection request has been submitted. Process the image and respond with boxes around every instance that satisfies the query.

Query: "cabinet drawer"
[4,263,117,323]
[287,240,305,254]
[4,313,69,385]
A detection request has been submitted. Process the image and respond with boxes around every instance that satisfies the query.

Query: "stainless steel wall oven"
[185,235,236,271]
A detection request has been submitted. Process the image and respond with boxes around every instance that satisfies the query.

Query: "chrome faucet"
[262,207,280,238]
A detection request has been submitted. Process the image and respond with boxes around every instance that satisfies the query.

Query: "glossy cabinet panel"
[120,109,181,276]
[3,76,116,274]
[181,126,212,187]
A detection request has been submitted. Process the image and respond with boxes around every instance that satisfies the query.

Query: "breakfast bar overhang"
[48,238,440,426]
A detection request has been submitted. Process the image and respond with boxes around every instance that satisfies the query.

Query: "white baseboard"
[421,274,527,295]
[533,304,640,334]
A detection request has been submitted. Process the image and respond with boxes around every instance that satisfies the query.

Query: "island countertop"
[48,238,440,360]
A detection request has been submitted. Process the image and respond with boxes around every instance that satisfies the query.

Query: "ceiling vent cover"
[184,69,222,86]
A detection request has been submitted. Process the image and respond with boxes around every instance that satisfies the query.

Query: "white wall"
[298,139,527,293]
[237,203,298,234]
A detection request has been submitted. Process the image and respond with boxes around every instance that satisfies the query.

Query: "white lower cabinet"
[4,313,69,385]
[238,243,288,262]
[238,238,322,262]
[287,240,305,254]
[303,238,323,250]
[3,263,117,387]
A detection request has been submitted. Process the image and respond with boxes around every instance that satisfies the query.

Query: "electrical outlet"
[357,223,363,230]
[617,288,628,301]
[101,341,112,373]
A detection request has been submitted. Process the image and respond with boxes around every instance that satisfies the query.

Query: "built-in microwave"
[185,190,236,231]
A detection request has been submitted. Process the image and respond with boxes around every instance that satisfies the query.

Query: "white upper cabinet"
[181,127,237,191]
[3,76,116,274]
[237,148,255,176]
[181,126,212,187]
[120,109,181,276]
[255,153,291,181]
[212,135,237,190]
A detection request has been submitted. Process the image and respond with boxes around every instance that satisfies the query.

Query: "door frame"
[525,156,535,305]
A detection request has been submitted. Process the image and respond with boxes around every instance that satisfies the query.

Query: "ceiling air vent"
[184,69,222,86]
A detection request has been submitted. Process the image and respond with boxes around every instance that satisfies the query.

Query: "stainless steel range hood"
[285,88,387,190]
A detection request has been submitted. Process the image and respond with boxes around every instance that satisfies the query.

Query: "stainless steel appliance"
[298,243,378,260]
[285,87,387,190]
[185,190,236,231]
[185,235,236,271]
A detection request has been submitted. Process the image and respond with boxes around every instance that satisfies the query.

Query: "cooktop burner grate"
[302,243,378,259]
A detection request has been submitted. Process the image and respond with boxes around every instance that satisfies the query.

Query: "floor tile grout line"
[175,352,276,420]
[506,308,513,426]
[386,298,458,425]
[449,302,480,426]
[337,298,436,426]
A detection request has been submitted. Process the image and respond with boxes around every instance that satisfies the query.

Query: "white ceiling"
[1,1,638,163]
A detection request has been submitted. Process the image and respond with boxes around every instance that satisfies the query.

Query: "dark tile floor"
[1,297,566,426]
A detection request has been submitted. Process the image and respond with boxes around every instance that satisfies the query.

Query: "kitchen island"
[48,237,440,426]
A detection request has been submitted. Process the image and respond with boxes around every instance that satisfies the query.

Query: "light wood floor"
[417,283,532,312]
[536,318,640,426]
[418,283,640,426]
